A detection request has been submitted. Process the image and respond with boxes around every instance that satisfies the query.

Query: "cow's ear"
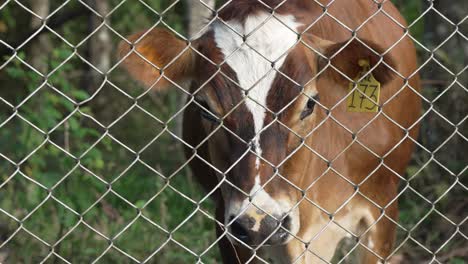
[316,38,397,87]
[118,28,196,90]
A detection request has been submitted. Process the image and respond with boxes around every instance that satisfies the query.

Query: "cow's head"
[118,13,396,247]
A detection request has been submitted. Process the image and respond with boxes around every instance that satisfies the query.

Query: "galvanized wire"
[0,0,466,263]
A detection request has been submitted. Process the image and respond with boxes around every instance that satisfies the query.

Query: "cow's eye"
[199,101,220,123]
[300,95,319,120]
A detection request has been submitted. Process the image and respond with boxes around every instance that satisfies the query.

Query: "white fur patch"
[213,12,300,169]
[302,207,378,262]
[226,175,281,224]
[246,175,281,217]
[226,175,300,237]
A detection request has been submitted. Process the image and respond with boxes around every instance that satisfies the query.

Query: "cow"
[118,0,421,263]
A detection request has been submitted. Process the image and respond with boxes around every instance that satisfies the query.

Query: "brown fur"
[118,28,195,89]
[319,38,398,87]
[119,0,421,263]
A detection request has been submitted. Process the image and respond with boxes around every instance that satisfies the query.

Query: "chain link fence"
[0,0,466,263]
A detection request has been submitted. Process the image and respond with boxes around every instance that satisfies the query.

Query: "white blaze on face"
[213,12,300,169]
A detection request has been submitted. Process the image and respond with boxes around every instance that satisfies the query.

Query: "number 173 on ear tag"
[347,60,381,113]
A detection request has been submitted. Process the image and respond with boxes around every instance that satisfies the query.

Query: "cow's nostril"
[281,215,291,230]
[231,220,250,242]
[272,215,291,241]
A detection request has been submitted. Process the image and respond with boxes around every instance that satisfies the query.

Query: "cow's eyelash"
[198,100,220,123]
[300,95,319,120]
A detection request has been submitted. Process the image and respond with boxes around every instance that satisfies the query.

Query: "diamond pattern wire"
[0,0,466,263]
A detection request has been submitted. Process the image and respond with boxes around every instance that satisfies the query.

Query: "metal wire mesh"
[0,0,466,263]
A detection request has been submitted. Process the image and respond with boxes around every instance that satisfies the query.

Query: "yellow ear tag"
[347,59,381,113]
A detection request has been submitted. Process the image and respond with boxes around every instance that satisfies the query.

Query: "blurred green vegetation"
[0,0,466,263]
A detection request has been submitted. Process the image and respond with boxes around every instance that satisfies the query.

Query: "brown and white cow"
[118,0,421,263]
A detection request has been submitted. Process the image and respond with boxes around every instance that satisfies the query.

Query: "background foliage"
[0,0,466,263]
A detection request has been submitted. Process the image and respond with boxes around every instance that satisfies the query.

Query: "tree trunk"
[29,0,51,129]
[30,0,50,73]
[90,0,111,74]
[84,0,111,89]
[186,0,216,39]
[82,0,112,121]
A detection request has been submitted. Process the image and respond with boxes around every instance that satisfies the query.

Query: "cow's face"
[119,13,395,247]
